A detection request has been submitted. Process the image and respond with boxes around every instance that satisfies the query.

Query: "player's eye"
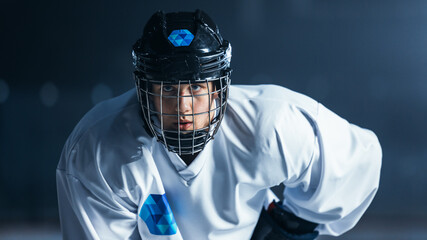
[163,86,174,92]
[191,85,202,91]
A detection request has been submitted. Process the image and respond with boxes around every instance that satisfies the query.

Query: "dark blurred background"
[1,0,426,239]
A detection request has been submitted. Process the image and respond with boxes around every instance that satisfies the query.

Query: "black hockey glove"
[251,201,319,240]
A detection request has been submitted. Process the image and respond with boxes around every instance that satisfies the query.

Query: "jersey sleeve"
[281,103,382,236]
[56,149,142,240]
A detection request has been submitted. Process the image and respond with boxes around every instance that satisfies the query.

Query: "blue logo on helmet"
[168,29,194,47]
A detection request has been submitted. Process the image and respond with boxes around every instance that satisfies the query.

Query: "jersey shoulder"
[222,84,320,184]
[57,89,152,175]
[224,84,319,149]
[228,84,318,113]
[227,84,319,128]
[68,89,140,142]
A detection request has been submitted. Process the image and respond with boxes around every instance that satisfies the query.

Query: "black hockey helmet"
[132,10,232,155]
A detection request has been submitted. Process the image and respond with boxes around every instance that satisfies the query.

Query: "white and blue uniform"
[56,84,382,239]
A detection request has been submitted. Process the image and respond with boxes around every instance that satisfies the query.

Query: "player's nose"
[176,94,192,113]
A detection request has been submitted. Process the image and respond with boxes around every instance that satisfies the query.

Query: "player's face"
[151,82,218,132]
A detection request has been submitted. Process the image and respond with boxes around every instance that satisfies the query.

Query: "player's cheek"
[197,112,209,129]
[160,98,174,112]
[194,97,210,114]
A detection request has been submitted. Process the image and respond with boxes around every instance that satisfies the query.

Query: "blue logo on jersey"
[139,194,177,235]
[168,29,194,47]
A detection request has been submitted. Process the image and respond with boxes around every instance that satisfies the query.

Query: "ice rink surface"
[1,217,426,240]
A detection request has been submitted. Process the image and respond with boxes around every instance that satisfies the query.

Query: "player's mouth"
[177,121,193,130]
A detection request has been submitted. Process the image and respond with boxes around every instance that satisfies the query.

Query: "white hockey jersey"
[56,84,382,240]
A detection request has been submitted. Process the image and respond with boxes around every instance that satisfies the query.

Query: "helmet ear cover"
[132,10,232,155]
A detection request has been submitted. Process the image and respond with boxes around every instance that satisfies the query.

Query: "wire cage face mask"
[135,74,231,155]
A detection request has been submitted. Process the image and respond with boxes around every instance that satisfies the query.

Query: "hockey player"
[56,10,382,240]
